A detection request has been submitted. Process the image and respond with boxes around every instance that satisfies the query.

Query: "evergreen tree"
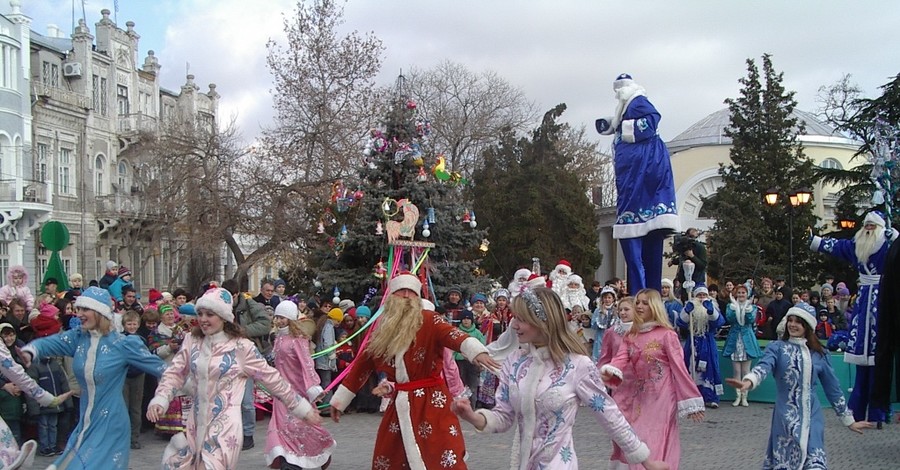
[306,78,489,304]
[705,54,819,286]
[473,104,602,280]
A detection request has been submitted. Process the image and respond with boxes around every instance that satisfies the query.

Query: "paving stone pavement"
[32,403,900,469]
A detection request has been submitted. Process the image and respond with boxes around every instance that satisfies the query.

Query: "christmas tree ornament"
[422,221,431,238]
[373,261,387,279]
[416,166,428,183]
[432,155,451,181]
[338,225,349,243]
[314,278,322,288]
[479,238,490,253]
[385,199,420,243]
[353,189,365,201]
[316,221,325,234]
[469,211,477,228]
[375,220,384,235]
[427,207,436,224]
[382,198,399,217]
[332,286,341,305]
[406,99,417,110]
[461,210,471,224]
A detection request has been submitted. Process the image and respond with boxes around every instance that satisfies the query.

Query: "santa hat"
[74,286,114,320]
[274,300,299,321]
[525,273,548,289]
[567,275,584,287]
[613,73,634,91]
[388,272,422,296]
[864,211,886,228]
[513,268,531,282]
[148,289,163,304]
[195,288,235,323]
[555,260,572,271]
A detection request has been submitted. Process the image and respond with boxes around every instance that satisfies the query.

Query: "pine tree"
[473,104,602,279]
[306,77,489,303]
[705,54,819,286]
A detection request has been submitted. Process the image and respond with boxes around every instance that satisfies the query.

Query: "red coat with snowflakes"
[330,310,488,470]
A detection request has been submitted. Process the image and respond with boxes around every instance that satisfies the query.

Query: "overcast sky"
[25,0,900,146]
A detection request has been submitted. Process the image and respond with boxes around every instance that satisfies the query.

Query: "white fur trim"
[290,396,313,417]
[613,213,681,239]
[388,274,422,296]
[744,371,762,390]
[798,341,813,468]
[8,439,36,469]
[809,235,823,252]
[516,348,545,468]
[676,396,705,418]
[306,385,324,404]
[395,390,426,470]
[475,408,501,433]
[195,294,234,322]
[460,337,489,362]
[266,440,336,468]
[148,394,171,413]
[162,432,189,465]
[624,441,651,464]
[599,364,623,383]
[598,115,615,135]
[330,384,356,412]
[621,119,636,143]
[73,295,112,320]
[485,329,520,363]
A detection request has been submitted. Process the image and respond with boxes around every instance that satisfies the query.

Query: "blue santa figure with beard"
[597,74,679,295]
[810,210,899,423]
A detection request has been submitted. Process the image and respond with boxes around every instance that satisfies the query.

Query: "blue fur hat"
[74,286,113,320]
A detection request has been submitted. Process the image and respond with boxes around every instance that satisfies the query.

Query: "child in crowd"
[452,287,667,470]
[728,307,873,468]
[0,323,25,443]
[598,297,635,369]
[454,310,485,409]
[25,322,69,457]
[265,300,336,469]
[149,288,321,469]
[122,310,148,449]
[0,265,34,311]
[816,311,834,339]
[147,304,187,435]
[591,286,619,362]
[335,331,354,374]
[601,289,705,469]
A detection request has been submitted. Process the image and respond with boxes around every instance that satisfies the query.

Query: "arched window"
[820,158,843,170]
[95,154,105,195]
[118,160,129,190]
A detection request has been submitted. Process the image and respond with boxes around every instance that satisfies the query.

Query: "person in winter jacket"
[0,265,34,311]
[107,266,134,302]
[0,323,25,443]
[98,261,119,290]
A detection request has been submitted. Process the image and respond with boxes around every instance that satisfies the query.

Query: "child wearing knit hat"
[149,289,322,469]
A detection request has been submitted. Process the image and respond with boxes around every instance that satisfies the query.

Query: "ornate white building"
[596,108,860,284]
[1,3,221,292]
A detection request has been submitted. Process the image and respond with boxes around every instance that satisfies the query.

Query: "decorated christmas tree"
[308,76,489,305]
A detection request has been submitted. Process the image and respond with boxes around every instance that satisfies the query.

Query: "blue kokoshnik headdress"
[519,288,548,322]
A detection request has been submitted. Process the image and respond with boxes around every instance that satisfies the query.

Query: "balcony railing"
[96,193,163,219]
[32,85,91,109]
[118,113,158,134]
[0,179,51,205]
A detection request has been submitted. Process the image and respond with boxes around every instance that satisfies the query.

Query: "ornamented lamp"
[838,218,857,230]
[764,188,779,206]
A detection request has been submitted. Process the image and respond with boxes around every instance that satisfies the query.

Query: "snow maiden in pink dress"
[148,288,321,470]
[265,300,336,469]
[452,286,668,470]
[601,288,705,470]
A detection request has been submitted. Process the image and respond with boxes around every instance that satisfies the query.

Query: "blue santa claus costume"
[597,74,679,294]
[809,210,898,422]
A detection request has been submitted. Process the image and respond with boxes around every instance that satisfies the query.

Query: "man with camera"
[670,228,708,299]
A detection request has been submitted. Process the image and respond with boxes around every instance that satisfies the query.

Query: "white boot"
[741,391,749,407]
[732,391,742,407]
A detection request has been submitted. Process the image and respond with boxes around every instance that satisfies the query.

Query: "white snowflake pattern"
[388,421,400,433]
[431,391,447,408]
[449,329,464,339]
[374,455,391,470]
[413,347,426,363]
[449,424,458,436]
[440,449,458,467]
[418,422,433,439]
[414,388,425,397]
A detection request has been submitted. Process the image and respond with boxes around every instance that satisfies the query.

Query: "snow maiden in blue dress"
[727,307,873,469]
[596,74,679,294]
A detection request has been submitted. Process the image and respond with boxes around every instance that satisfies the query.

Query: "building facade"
[596,108,861,285]
[4,4,221,293]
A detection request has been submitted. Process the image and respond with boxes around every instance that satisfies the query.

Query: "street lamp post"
[764,187,812,289]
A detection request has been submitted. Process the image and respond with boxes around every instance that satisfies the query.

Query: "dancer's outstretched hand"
[849,421,874,434]
[688,410,705,423]
[49,390,75,407]
[146,404,164,423]
[473,352,500,373]
[642,460,670,470]
[304,408,323,426]
[329,406,341,423]
[725,378,751,391]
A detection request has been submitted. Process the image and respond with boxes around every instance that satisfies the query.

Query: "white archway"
[675,167,724,237]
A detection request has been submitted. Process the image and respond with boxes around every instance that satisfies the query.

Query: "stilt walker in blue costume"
[809,211,898,423]
[596,74,679,295]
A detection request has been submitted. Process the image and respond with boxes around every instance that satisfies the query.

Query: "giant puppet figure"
[809,211,898,423]
[597,74,679,295]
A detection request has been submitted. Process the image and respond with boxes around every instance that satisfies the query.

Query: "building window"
[0,45,17,90]
[42,61,59,88]
[95,154,105,195]
[92,75,109,116]
[0,242,8,282]
[36,143,49,182]
[37,246,48,282]
[820,158,843,170]
[58,148,73,195]
[117,85,129,115]
[118,160,129,191]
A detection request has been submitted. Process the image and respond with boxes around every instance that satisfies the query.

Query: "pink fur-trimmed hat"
[195,288,235,322]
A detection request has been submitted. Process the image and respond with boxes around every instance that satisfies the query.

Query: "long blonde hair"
[630,288,673,335]
[365,294,423,360]
[511,287,587,365]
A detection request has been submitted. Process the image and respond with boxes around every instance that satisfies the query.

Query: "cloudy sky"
[25,0,900,145]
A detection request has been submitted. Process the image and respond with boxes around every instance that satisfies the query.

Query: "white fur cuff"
[599,364,623,383]
[20,344,38,363]
[476,409,501,433]
[677,397,705,418]
[840,412,855,427]
[809,235,822,252]
[306,385,324,404]
[744,371,761,390]
[624,442,651,464]
[329,384,356,412]
[149,395,171,414]
[621,119,636,143]
[290,396,313,417]
[460,337,489,363]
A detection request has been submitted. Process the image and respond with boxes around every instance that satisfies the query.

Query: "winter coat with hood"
[0,265,34,311]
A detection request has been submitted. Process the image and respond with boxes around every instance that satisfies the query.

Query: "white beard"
[562,287,589,311]
[854,228,886,262]
[687,300,709,336]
